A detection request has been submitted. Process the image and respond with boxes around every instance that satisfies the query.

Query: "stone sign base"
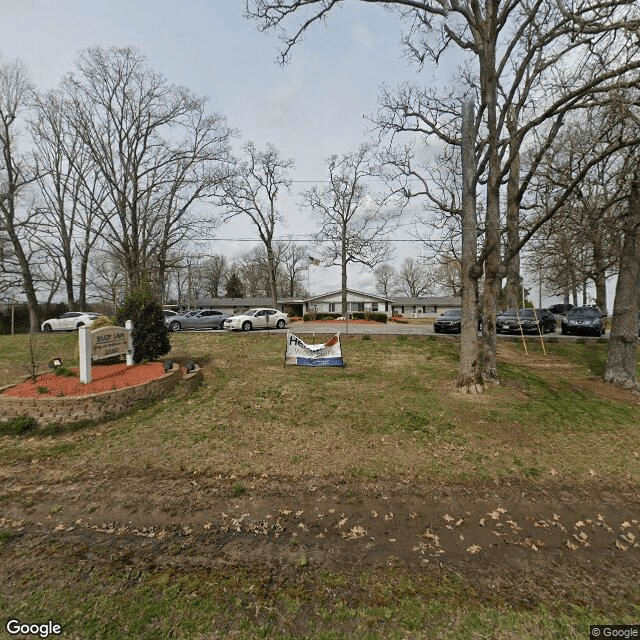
[0,364,202,427]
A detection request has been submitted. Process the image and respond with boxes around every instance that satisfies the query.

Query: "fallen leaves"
[342,526,366,540]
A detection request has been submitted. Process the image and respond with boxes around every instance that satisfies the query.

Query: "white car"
[223,308,288,331]
[41,311,101,332]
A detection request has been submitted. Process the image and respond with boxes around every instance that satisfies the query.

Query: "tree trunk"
[266,244,278,308]
[592,233,608,314]
[480,33,501,384]
[604,174,640,389]
[341,230,348,317]
[458,100,483,393]
[2,213,40,333]
[504,109,521,310]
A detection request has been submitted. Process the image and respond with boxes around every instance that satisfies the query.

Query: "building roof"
[392,296,461,306]
[304,288,395,303]
[193,293,461,308]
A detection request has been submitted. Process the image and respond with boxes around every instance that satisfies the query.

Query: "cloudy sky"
[1,0,459,294]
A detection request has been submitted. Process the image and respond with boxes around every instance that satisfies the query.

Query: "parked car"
[496,308,556,334]
[166,309,228,331]
[561,306,605,336]
[433,309,482,334]
[223,308,288,331]
[163,309,180,318]
[548,303,574,315]
[41,311,101,332]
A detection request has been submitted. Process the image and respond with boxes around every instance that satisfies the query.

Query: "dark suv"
[561,306,605,336]
[433,309,483,333]
[548,303,574,315]
[495,308,556,334]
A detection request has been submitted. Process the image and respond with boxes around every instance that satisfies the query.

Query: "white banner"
[285,332,344,367]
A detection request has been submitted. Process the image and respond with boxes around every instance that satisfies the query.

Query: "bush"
[116,280,171,363]
[0,415,39,436]
[90,315,116,330]
[303,312,343,321]
[351,312,388,323]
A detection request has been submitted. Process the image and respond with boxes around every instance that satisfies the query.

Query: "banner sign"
[285,332,344,367]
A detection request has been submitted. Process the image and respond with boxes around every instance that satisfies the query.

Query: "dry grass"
[3,331,638,486]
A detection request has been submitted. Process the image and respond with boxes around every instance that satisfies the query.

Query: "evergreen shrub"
[116,281,171,363]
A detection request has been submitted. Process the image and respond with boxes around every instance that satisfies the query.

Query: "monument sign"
[79,320,134,383]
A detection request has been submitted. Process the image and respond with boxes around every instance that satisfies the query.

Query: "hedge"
[303,312,387,323]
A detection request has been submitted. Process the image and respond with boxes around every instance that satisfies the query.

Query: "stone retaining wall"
[0,365,185,426]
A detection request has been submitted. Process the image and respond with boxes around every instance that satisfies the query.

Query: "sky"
[1,0,456,296]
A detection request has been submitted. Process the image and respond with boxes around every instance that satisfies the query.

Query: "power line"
[197,237,424,243]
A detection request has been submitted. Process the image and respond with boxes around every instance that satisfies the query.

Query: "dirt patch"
[1,473,639,613]
[2,362,165,397]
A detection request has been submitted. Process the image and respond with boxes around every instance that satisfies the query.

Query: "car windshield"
[244,309,259,316]
[499,308,539,318]
[567,308,599,318]
[441,310,461,318]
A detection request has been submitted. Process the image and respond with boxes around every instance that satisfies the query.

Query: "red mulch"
[2,362,166,398]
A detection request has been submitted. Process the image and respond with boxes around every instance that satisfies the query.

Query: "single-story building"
[302,289,394,315]
[390,296,461,318]
[187,290,461,319]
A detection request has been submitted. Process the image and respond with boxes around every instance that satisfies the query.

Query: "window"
[329,303,336,312]
[372,303,378,311]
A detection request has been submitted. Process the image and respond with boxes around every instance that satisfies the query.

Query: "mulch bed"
[2,362,165,398]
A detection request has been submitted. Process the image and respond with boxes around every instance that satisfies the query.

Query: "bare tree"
[198,254,228,298]
[60,46,234,293]
[246,0,640,389]
[434,251,463,297]
[218,142,293,307]
[374,263,396,296]
[85,247,127,314]
[237,245,272,297]
[0,54,42,332]
[303,144,401,316]
[528,131,626,312]
[395,257,434,297]
[31,89,108,310]
[279,242,307,297]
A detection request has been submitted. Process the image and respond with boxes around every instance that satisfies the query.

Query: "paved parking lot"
[245,320,608,340]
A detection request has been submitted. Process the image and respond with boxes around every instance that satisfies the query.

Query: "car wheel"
[169,321,181,332]
[43,324,52,332]
[276,319,285,329]
[76,322,85,329]
[241,321,252,331]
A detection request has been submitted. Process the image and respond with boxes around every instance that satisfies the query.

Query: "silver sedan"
[166,309,228,331]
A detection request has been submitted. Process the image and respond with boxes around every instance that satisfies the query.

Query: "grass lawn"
[1,331,639,638]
